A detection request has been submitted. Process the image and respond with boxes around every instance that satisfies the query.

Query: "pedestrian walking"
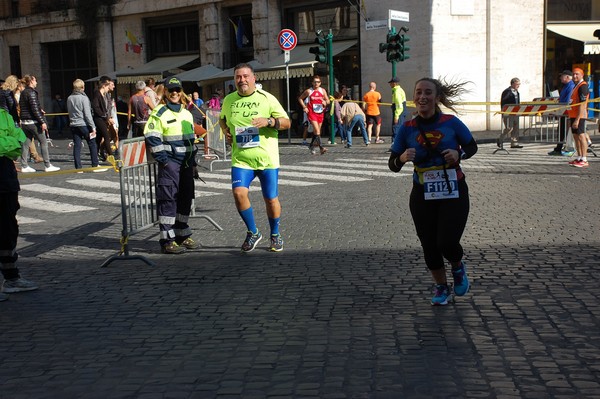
[66,79,102,171]
[498,77,523,148]
[219,63,290,252]
[18,75,60,173]
[388,77,478,305]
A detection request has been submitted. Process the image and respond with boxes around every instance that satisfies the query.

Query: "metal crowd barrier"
[501,102,568,144]
[101,137,157,267]
[205,109,231,171]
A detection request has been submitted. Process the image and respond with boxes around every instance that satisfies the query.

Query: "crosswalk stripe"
[283,164,410,177]
[279,170,370,182]
[17,215,45,224]
[207,171,324,186]
[21,183,121,203]
[20,197,96,212]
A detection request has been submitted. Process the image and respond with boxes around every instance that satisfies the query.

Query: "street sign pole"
[327,29,335,144]
[285,50,291,143]
[277,29,298,144]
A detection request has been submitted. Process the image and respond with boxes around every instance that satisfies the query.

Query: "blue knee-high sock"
[239,207,257,233]
[269,217,280,236]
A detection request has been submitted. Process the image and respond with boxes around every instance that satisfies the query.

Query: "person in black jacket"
[0,75,20,125]
[91,76,114,161]
[18,75,60,173]
[497,77,523,149]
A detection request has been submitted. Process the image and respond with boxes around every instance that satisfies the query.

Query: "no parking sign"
[278,29,297,52]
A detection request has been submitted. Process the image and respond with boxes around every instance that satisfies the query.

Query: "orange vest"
[567,81,589,118]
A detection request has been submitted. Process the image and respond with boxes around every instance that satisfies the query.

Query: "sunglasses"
[168,88,182,93]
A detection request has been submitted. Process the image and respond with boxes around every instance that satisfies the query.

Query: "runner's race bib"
[312,103,324,114]
[235,126,260,148]
[423,169,459,200]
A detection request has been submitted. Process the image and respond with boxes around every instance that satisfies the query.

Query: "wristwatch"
[267,118,273,127]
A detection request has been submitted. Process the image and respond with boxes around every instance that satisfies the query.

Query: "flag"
[229,17,249,48]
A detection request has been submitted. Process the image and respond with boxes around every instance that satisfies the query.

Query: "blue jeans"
[335,121,346,141]
[346,115,368,146]
[71,125,99,169]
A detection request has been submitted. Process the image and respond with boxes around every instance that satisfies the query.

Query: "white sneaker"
[45,165,60,172]
[21,166,36,173]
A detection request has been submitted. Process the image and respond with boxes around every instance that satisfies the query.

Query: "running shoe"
[320,147,328,155]
[431,284,451,306]
[547,149,562,156]
[572,160,589,168]
[452,262,470,296]
[309,147,317,155]
[375,139,385,144]
[242,231,262,252]
[562,150,575,156]
[2,277,39,293]
[21,166,36,173]
[568,159,579,165]
[269,234,284,252]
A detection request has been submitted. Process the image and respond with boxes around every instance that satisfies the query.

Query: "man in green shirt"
[219,63,291,252]
[389,77,407,143]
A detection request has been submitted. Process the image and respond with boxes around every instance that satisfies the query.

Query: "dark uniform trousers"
[157,161,195,246]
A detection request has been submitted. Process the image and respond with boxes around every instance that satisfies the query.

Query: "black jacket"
[0,89,19,123]
[19,86,47,124]
[91,89,109,120]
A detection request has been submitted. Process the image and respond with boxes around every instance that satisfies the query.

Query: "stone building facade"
[2,0,591,132]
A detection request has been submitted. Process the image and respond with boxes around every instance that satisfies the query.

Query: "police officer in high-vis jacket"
[144,77,198,254]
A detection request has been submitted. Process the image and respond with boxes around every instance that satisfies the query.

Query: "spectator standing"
[191,91,204,109]
[0,106,38,301]
[127,80,155,138]
[19,75,60,173]
[389,77,407,143]
[548,70,575,156]
[66,79,101,171]
[388,77,477,306]
[567,68,590,168]
[145,77,159,107]
[340,98,369,148]
[144,77,199,254]
[51,93,68,134]
[363,81,383,143]
[0,75,20,124]
[219,63,290,252]
[498,77,523,148]
[332,91,346,144]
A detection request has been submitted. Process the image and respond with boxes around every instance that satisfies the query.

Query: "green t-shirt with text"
[220,89,288,169]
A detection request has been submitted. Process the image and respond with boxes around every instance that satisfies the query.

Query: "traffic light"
[309,33,327,63]
[398,33,410,61]
[398,26,410,61]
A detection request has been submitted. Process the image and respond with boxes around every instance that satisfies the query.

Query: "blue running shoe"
[431,284,451,306]
[241,231,262,252]
[452,261,470,296]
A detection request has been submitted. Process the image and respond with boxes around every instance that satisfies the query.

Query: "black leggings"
[409,178,470,270]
